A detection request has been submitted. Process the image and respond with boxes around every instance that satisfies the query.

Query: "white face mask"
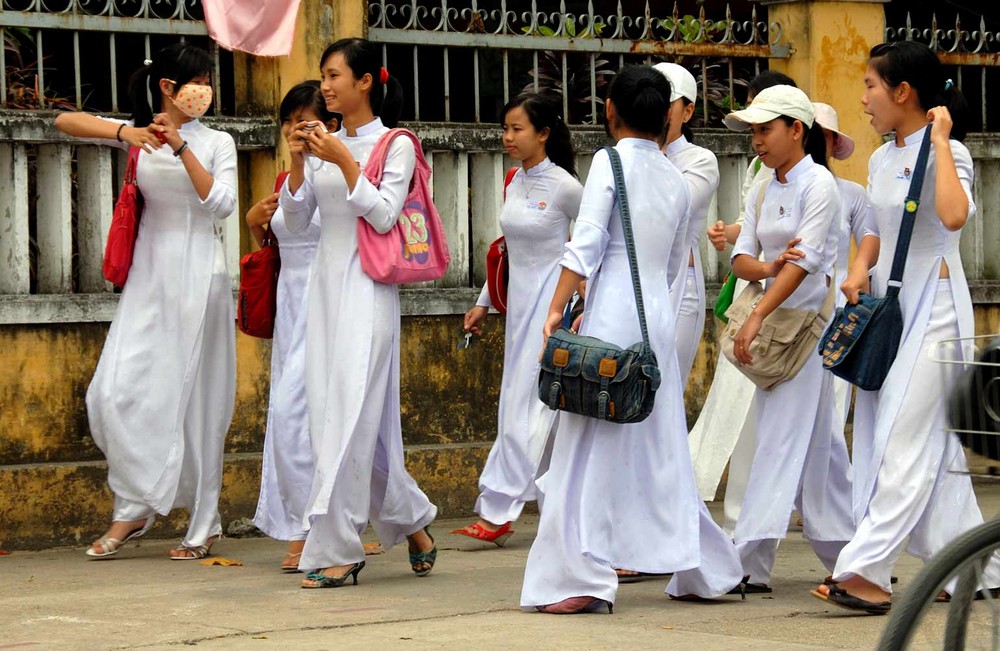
[166,79,213,119]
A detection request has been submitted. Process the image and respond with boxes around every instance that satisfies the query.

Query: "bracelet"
[116,123,126,142]
[173,141,189,157]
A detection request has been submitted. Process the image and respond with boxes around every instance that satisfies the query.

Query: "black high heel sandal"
[301,560,366,589]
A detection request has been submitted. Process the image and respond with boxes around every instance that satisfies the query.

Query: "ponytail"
[126,43,212,128]
[501,92,577,177]
[607,65,672,138]
[320,38,403,128]
[869,40,970,141]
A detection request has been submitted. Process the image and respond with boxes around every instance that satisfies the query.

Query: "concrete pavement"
[3,487,1000,650]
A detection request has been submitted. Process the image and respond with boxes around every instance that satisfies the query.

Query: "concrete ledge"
[0,445,491,550]
[0,288,484,324]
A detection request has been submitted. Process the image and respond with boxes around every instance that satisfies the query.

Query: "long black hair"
[279,80,339,126]
[606,65,672,138]
[320,38,402,128]
[869,40,969,141]
[501,92,576,177]
[778,115,828,169]
[127,43,212,128]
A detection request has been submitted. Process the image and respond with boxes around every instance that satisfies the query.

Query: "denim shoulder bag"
[819,127,933,390]
[537,146,661,424]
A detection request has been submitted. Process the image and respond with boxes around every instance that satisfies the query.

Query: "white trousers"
[833,283,1000,592]
[675,267,704,388]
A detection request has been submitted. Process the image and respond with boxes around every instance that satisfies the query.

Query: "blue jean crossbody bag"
[537,146,661,424]
[819,127,932,390]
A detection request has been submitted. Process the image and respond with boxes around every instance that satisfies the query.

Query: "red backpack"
[484,166,518,314]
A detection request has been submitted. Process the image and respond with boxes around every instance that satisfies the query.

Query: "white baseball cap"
[652,62,698,104]
[812,102,856,160]
[724,85,815,131]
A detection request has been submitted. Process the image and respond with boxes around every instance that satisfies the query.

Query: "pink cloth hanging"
[202,0,302,57]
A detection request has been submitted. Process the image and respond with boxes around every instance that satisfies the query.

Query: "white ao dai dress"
[520,140,743,608]
[279,118,437,571]
[86,118,237,548]
[472,158,582,525]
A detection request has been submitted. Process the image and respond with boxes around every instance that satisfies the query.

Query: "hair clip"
[944,78,955,91]
[379,67,389,84]
[144,58,153,66]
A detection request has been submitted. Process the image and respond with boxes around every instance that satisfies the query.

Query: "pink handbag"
[356,128,450,284]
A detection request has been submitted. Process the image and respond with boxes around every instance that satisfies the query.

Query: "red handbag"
[485,166,518,314]
[103,147,143,287]
[236,172,288,338]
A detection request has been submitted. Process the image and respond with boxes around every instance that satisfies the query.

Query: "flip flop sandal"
[937,587,1000,603]
[810,584,890,615]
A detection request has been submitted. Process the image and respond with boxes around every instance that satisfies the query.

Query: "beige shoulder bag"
[719,182,836,391]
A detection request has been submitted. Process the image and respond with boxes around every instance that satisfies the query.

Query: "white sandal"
[85,516,155,559]
[170,534,220,561]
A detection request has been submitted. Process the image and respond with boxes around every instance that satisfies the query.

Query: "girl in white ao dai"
[56,44,238,561]
[815,40,1000,613]
[523,66,743,615]
[279,38,437,589]
[454,93,582,546]
[248,82,338,571]
[725,85,854,592]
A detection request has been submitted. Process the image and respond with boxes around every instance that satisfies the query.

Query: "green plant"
[4,27,78,110]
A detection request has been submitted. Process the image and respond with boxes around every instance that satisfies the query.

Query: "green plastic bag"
[714,271,738,323]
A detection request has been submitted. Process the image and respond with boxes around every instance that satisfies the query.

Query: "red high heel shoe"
[450,521,514,547]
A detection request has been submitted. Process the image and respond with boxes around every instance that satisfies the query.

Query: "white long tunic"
[833,127,1000,591]
[665,135,719,386]
[279,118,437,569]
[851,127,976,515]
[253,206,321,541]
[473,158,582,525]
[521,139,741,607]
[729,155,854,547]
[85,119,237,544]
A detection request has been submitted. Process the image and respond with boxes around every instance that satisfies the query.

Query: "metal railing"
[886,11,1000,132]
[369,0,789,126]
[1,0,227,114]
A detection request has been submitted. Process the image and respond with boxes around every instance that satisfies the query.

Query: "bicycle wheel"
[877,517,1000,651]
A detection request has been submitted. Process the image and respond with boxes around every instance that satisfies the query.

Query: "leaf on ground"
[199,557,243,566]
[0,550,10,556]
[661,626,674,630]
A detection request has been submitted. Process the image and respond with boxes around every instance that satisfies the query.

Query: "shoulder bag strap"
[603,145,651,351]
[886,127,934,297]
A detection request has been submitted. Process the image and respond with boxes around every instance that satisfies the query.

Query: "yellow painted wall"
[765,1,887,187]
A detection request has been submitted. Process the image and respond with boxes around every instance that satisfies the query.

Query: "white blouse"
[733,155,840,310]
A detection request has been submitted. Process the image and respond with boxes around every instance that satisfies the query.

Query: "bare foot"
[281,540,305,570]
[816,575,890,603]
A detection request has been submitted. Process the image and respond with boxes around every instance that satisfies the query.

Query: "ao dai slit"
[665,135,719,387]
[472,158,582,525]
